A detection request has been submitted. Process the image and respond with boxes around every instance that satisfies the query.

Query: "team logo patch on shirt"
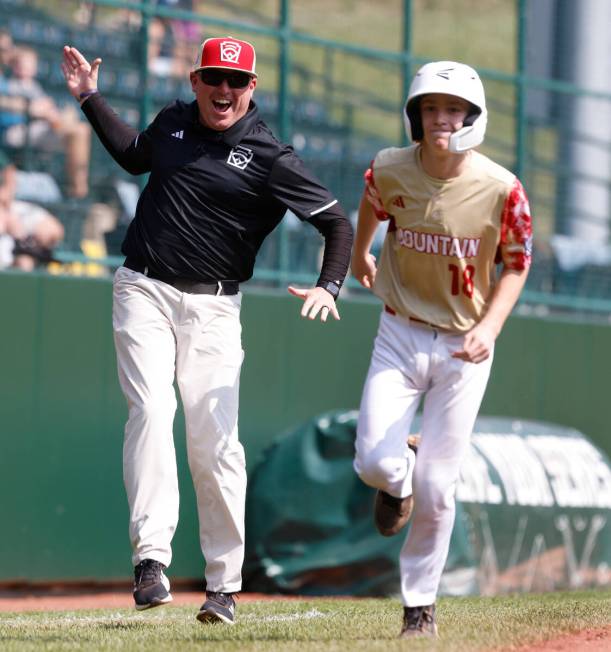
[220,41,242,63]
[392,196,406,208]
[227,146,254,170]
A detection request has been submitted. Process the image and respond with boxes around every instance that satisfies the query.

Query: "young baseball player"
[351,61,532,638]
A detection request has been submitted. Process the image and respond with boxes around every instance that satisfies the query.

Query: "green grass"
[1,591,610,651]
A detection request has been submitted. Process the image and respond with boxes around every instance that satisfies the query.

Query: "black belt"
[123,258,239,296]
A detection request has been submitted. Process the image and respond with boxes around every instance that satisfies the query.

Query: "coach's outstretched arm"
[264,145,352,323]
[288,203,352,322]
[61,46,151,175]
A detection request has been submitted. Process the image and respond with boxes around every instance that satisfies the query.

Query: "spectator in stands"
[0,148,20,268]
[78,200,118,274]
[81,3,141,31]
[0,30,15,130]
[10,200,64,271]
[147,0,201,79]
[0,148,64,271]
[47,201,117,277]
[148,17,183,78]
[0,29,14,77]
[0,46,92,198]
[159,0,201,75]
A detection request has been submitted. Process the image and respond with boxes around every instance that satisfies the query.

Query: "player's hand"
[351,251,377,289]
[287,286,340,322]
[451,323,496,363]
[61,46,102,101]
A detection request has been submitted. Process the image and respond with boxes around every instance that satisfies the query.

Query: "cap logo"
[436,68,454,80]
[220,41,242,64]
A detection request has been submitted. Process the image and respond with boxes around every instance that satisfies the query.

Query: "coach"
[61,37,352,625]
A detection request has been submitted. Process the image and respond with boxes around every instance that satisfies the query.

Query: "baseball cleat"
[133,559,173,610]
[374,490,414,536]
[399,604,439,638]
[374,437,418,536]
[196,591,236,625]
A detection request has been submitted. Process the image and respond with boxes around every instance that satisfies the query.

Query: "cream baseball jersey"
[366,145,532,332]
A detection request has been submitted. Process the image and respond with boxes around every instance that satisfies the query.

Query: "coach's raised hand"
[61,46,102,103]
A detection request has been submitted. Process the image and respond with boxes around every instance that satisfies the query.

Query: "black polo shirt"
[84,96,348,283]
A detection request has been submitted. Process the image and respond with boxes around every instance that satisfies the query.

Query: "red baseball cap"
[193,37,257,77]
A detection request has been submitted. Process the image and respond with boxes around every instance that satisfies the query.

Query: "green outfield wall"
[0,271,609,583]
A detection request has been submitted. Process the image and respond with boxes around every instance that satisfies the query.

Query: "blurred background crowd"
[1,0,610,322]
[0,0,203,275]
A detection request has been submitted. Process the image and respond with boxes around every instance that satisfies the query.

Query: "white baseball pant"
[112,266,246,593]
[354,309,493,606]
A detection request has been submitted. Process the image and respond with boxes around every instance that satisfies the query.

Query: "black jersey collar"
[191,100,259,147]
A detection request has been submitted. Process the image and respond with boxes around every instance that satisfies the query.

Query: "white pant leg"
[354,311,429,498]
[400,329,493,606]
[112,267,179,568]
[175,292,245,593]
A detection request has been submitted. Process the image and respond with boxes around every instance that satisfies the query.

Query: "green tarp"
[244,413,611,596]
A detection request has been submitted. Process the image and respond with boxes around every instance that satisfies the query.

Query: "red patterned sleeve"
[498,178,533,270]
[364,165,390,221]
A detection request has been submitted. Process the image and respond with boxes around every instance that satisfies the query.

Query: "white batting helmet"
[404,61,487,153]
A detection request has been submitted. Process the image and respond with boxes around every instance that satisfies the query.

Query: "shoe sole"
[135,593,173,611]
[196,609,234,625]
[374,491,414,537]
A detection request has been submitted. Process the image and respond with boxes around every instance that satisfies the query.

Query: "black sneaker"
[133,559,172,610]
[196,591,236,625]
[399,604,438,638]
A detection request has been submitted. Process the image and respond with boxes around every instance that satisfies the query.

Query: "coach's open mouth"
[213,99,231,113]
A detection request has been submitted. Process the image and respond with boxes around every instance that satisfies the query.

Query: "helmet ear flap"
[405,98,423,142]
[462,103,481,127]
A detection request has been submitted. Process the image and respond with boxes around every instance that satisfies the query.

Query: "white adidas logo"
[171,130,184,139]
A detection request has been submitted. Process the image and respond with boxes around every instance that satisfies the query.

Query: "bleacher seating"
[1,0,379,268]
[7,1,607,310]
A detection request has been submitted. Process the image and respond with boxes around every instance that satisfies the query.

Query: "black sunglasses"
[199,69,252,89]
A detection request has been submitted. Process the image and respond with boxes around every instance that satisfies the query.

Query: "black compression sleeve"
[81,93,151,174]
[308,204,354,292]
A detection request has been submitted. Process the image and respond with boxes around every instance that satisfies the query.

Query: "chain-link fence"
[1,0,610,318]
